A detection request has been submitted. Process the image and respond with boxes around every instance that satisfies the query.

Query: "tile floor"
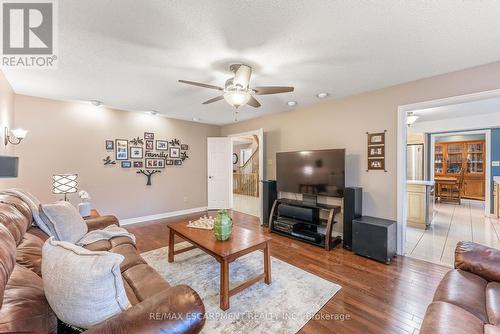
[406,200,500,267]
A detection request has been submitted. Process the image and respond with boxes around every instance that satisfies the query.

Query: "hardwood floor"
[126,210,450,334]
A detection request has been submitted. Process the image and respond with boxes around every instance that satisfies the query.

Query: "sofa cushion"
[15,228,46,277]
[84,236,135,252]
[485,325,500,334]
[42,238,130,329]
[433,269,488,323]
[487,282,500,325]
[39,201,88,243]
[0,264,57,333]
[0,202,31,245]
[420,301,484,334]
[0,225,16,309]
[122,264,171,302]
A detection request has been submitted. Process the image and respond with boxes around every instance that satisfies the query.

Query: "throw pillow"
[42,238,130,329]
[39,201,88,243]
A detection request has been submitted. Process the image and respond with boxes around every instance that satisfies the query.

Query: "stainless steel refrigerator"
[407,144,424,180]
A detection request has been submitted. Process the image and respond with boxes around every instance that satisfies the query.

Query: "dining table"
[434,176,459,203]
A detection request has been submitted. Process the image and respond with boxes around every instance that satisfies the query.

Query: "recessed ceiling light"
[316,92,329,99]
[145,110,158,115]
[287,101,297,107]
[90,100,102,106]
[192,117,200,122]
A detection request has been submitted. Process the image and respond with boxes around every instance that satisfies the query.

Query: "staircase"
[233,135,259,197]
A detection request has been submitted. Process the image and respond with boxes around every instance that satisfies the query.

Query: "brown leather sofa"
[420,241,500,334]
[0,194,205,333]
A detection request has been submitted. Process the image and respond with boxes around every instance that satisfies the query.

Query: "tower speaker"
[261,180,277,226]
[343,187,362,250]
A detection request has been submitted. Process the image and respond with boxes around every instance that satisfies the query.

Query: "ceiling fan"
[178,64,294,108]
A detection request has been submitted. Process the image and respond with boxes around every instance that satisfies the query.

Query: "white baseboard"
[120,206,208,226]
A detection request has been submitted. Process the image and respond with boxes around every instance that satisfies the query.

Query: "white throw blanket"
[77,224,136,246]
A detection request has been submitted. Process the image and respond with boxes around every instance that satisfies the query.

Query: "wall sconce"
[4,127,28,146]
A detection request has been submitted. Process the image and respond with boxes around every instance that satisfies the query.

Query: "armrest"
[83,285,205,334]
[85,215,120,231]
[455,241,500,282]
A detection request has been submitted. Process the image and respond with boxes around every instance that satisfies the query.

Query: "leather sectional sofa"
[0,194,205,333]
[420,241,500,334]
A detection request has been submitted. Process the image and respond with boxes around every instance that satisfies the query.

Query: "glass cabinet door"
[447,144,464,174]
[435,144,444,174]
[467,142,484,174]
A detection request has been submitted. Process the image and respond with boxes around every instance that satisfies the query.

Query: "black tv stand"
[268,198,342,250]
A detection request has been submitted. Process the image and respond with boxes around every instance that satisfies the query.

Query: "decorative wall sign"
[130,147,143,159]
[367,130,387,172]
[116,139,128,160]
[137,169,161,186]
[156,140,168,150]
[105,140,114,150]
[130,137,144,146]
[103,156,116,165]
[103,133,190,186]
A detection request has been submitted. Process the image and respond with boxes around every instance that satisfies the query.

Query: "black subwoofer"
[343,187,362,250]
[262,180,277,226]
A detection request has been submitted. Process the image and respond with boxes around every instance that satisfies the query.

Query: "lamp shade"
[0,156,18,178]
[52,174,78,194]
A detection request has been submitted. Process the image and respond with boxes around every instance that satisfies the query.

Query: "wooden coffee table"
[168,221,272,310]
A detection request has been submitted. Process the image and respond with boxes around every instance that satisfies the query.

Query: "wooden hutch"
[435,140,485,200]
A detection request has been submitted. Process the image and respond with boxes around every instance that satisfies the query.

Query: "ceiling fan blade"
[178,80,223,91]
[254,86,294,95]
[247,96,261,108]
[202,96,224,104]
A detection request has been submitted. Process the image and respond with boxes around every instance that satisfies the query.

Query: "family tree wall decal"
[102,132,190,185]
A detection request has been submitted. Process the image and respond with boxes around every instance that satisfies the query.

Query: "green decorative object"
[213,209,233,241]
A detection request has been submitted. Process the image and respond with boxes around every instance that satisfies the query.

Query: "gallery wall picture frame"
[146,140,154,150]
[130,147,143,159]
[174,160,182,165]
[368,146,385,158]
[105,140,114,150]
[367,130,387,172]
[166,159,174,165]
[145,158,165,169]
[169,147,180,158]
[181,144,189,150]
[133,161,143,168]
[144,132,154,140]
[368,158,385,171]
[115,139,129,160]
[156,140,168,151]
[121,161,132,168]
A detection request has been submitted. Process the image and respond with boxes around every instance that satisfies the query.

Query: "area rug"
[142,243,341,334]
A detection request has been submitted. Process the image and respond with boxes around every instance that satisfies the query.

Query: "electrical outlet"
[493,161,500,167]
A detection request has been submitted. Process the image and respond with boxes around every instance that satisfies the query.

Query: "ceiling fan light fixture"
[223,89,251,108]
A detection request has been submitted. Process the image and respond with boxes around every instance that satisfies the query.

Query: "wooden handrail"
[233,172,259,197]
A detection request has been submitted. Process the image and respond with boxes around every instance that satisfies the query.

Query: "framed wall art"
[133,161,143,168]
[169,147,180,158]
[115,139,128,160]
[121,161,132,168]
[144,132,154,140]
[130,147,143,159]
[166,159,174,165]
[181,144,189,150]
[145,140,154,150]
[156,140,168,151]
[145,158,165,169]
[174,160,182,165]
[367,130,387,172]
[105,140,114,150]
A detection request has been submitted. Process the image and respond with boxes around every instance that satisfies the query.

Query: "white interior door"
[207,137,232,209]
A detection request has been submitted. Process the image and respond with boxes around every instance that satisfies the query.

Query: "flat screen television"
[276,149,345,198]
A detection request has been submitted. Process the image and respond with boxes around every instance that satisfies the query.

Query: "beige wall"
[0,70,16,189]
[13,94,220,219]
[221,61,500,220]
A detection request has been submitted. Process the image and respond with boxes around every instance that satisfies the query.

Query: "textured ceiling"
[3,0,500,125]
